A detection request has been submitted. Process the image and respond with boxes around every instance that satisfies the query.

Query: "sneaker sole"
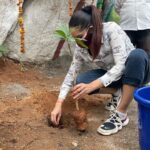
[97,127,119,136]
[122,117,129,127]
[97,118,129,136]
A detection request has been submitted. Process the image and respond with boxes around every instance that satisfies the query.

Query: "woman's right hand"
[51,100,63,125]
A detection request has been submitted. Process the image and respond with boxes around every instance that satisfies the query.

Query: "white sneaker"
[97,111,129,136]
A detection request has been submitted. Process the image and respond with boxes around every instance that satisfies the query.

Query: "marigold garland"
[17,0,25,53]
[68,0,73,16]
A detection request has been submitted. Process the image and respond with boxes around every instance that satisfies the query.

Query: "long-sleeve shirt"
[58,22,135,100]
[115,0,150,30]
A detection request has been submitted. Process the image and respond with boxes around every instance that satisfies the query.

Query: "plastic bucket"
[134,86,150,150]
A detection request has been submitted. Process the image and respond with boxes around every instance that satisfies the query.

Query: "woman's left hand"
[72,83,94,100]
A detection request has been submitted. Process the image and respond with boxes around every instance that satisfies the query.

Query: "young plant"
[53,24,88,60]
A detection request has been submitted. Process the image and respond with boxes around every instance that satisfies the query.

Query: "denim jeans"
[76,49,150,91]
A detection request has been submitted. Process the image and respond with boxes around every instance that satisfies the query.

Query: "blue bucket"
[134,86,150,150]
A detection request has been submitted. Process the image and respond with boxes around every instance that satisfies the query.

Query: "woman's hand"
[72,83,94,100]
[51,100,63,125]
[72,80,104,100]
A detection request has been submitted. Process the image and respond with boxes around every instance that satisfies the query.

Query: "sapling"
[53,24,88,59]
[72,71,88,132]
[52,24,89,131]
[53,24,84,111]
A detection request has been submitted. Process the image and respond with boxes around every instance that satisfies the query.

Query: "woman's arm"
[58,45,84,101]
[99,22,134,87]
[51,46,84,125]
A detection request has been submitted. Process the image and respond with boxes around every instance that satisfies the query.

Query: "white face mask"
[82,25,93,38]
[82,32,88,39]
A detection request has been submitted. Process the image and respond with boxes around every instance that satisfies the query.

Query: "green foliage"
[54,24,74,42]
[54,24,88,54]
[96,0,120,24]
[0,45,7,57]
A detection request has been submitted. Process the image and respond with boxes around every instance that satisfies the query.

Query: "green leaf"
[54,29,67,39]
[53,24,72,41]
[75,38,88,49]
[53,34,65,40]
[67,35,75,42]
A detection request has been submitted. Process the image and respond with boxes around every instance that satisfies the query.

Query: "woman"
[51,5,150,135]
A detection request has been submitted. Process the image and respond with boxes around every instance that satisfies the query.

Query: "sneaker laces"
[106,111,122,128]
[107,97,118,107]
[107,89,121,107]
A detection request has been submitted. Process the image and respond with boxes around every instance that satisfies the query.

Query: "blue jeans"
[76,49,150,92]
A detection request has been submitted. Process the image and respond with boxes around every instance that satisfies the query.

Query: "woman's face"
[70,27,88,39]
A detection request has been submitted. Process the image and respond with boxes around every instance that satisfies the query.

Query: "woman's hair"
[69,5,103,60]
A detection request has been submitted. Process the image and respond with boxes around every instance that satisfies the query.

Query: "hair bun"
[81,6,92,15]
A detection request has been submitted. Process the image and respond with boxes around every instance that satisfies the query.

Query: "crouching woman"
[51,5,150,135]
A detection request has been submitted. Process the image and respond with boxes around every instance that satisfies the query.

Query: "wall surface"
[0,0,95,63]
[0,0,18,44]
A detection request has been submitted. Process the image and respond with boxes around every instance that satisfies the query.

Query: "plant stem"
[75,100,79,111]
[73,71,80,111]
[67,42,72,56]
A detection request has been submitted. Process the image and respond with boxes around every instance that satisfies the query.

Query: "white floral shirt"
[58,22,135,100]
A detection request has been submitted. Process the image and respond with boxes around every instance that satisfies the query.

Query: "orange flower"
[18,0,25,53]
[18,17,24,25]
[68,0,73,16]
[19,28,25,34]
